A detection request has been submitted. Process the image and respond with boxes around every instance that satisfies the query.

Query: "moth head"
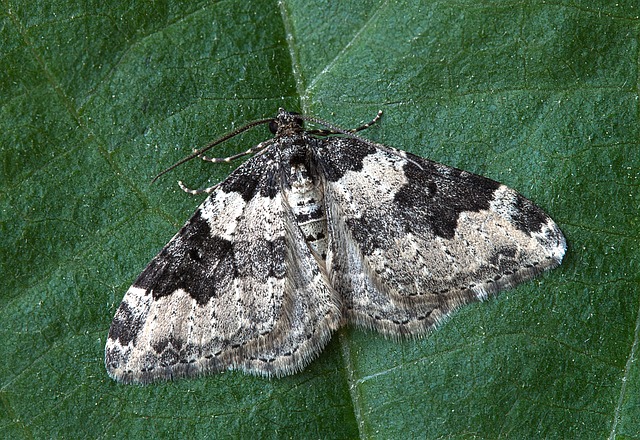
[269,108,305,136]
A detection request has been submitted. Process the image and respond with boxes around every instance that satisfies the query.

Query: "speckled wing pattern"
[316,138,565,336]
[106,109,566,383]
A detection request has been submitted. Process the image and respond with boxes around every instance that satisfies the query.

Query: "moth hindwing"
[105,108,566,384]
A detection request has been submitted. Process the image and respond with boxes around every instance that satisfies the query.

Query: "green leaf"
[1,1,638,438]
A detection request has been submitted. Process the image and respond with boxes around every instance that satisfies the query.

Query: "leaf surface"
[1,1,638,438]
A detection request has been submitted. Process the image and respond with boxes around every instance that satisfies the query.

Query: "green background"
[1,1,638,438]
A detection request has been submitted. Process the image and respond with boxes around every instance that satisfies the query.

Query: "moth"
[106,108,566,383]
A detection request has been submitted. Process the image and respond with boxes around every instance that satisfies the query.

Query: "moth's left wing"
[315,138,566,337]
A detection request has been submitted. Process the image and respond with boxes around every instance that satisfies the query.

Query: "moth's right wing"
[105,148,341,383]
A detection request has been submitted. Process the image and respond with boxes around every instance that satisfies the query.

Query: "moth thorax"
[286,163,328,260]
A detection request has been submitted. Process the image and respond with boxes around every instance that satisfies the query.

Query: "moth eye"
[268,120,279,134]
[287,111,304,127]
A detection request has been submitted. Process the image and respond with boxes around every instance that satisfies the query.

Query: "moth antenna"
[301,112,424,170]
[151,117,274,183]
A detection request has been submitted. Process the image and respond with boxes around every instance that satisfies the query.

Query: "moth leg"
[193,144,266,163]
[177,180,221,195]
[349,109,383,133]
[307,110,383,136]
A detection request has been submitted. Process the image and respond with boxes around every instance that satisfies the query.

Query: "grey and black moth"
[106,108,566,384]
